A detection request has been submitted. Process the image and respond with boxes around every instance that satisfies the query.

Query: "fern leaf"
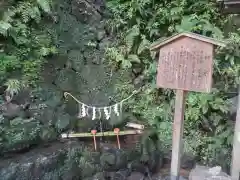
[2,8,16,22]
[125,25,140,52]
[37,0,51,13]
[32,6,41,23]
[138,37,151,55]
[175,15,198,32]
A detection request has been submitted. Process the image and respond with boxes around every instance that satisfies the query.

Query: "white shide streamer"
[81,104,86,117]
[92,107,96,120]
[64,89,140,120]
[104,107,111,120]
[114,104,119,116]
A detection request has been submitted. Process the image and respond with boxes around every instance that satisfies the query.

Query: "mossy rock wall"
[0,0,116,154]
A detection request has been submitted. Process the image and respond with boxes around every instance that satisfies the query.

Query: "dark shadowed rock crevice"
[0,140,166,180]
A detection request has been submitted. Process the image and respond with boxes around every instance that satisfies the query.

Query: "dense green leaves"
[0,0,57,87]
[106,0,240,167]
[0,0,58,154]
[0,21,11,36]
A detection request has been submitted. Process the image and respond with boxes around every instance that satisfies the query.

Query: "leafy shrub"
[105,0,240,168]
[0,0,57,87]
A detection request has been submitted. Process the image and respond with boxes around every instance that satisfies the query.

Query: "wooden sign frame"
[150,32,225,180]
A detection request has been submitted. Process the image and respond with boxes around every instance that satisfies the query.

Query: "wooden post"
[114,128,121,149]
[171,90,186,180]
[231,86,240,180]
[91,130,97,151]
[149,32,225,179]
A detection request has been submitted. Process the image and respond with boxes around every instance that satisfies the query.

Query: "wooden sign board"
[150,32,225,180]
[157,38,213,93]
[151,32,225,93]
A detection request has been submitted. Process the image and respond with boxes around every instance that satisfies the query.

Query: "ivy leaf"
[0,21,11,36]
[37,0,51,13]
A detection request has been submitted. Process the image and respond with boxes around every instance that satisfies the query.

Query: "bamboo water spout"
[61,130,143,138]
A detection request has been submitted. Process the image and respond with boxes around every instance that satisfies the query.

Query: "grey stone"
[189,165,232,180]
[163,175,187,180]
[93,172,105,180]
[0,141,86,180]
[115,169,131,179]
[152,173,163,180]
[228,96,238,114]
[127,172,145,180]
[180,153,196,169]
[71,0,102,24]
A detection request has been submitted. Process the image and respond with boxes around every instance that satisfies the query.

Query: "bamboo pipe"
[61,130,143,138]
[125,122,144,130]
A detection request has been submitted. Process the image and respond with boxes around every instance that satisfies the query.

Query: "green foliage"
[4,79,22,98]
[60,146,101,179]
[0,0,58,153]
[0,0,57,87]
[106,0,240,167]
[0,116,42,153]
